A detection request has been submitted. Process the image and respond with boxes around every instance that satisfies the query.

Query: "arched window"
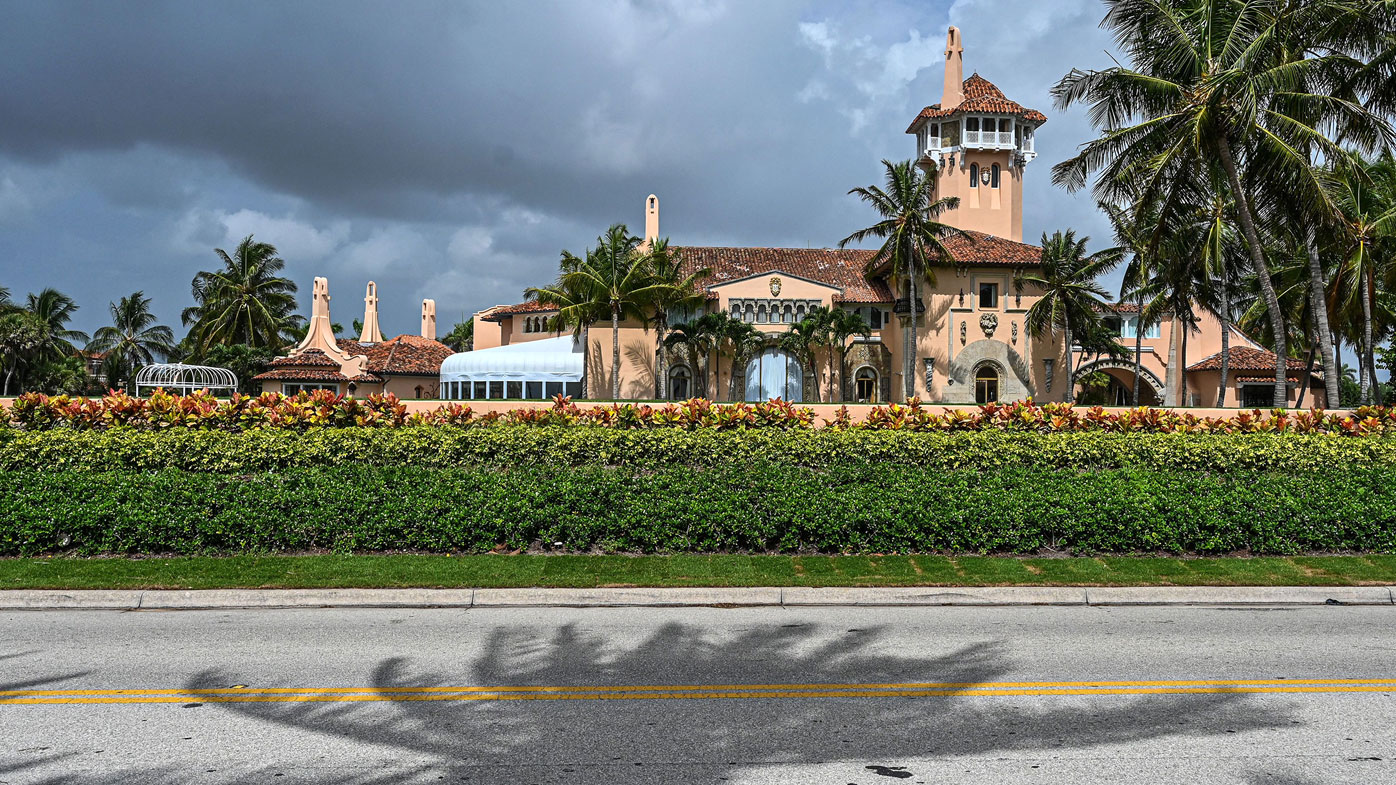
[783,304,794,324]
[414,385,426,400]
[969,163,979,188]
[991,163,1001,189]
[974,365,1000,404]
[854,367,878,403]
[669,365,691,400]
[730,302,740,318]
[744,302,755,323]
[757,304,768,324]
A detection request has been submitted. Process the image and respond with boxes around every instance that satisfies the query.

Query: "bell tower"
[905,27,1046,242]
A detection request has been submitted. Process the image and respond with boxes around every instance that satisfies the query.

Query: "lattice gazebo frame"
[133,363,239,396]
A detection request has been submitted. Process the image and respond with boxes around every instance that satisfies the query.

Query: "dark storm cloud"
[0,0,1118,334]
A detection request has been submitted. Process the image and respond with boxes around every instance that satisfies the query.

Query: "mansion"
[259,27,1320,409]
[450,28,1322,408]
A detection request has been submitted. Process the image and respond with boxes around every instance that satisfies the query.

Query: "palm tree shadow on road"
[187,621,1288,784]
[5,625,1292,784]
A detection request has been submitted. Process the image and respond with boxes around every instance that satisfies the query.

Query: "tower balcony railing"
[962,130,1016,149]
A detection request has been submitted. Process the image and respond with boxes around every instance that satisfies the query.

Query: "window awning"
[440,335,584,382]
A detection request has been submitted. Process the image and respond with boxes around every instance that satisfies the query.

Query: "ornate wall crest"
[923,357,935,391]
[960,321,967,345]
[1043,358,1055,392]
[769,277,782,297]
[1011,321,1018,346]
[979,312,998,336]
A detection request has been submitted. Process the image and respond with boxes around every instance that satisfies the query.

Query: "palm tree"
[841,159,964,400]
[1053,0,1390,407]
[526,254,607,400]
[26,288,89,359]
[715,315,766,401]
[1329,152,1396,404]
[442,320,474,353]
[1015,231,1123,403]
[822,307,871,401]
[537,225,676,399]
[778,315,827,403]
[663,318,717,399]
[645,241,711,399]
[182,235,301,356]
[86,291,176,392]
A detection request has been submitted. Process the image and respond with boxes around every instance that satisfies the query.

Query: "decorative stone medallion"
[979,312,998,336]
[924,357,935,391]
[1011,321,1018,345]
[769,277,782,297]
[960,321,967,345]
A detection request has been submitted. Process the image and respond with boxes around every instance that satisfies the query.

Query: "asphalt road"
[3,605,1394,784]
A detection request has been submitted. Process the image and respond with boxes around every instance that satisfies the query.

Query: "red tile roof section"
[491,232,1044,314]
[340,334,455,376]
[675,246,894,303]
[1187,346,1309,373]
[266,349,339,368]
[252,368,384,383]
[906,74,1048,132]
[481,301,559,322]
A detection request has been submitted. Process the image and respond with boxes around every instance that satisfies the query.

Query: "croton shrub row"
[3,464,1393,556]
[5,389,1396,435]
[4,427,1395,474]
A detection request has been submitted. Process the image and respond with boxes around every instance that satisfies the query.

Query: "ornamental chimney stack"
[942,26,965,111]
[359,281,384,344]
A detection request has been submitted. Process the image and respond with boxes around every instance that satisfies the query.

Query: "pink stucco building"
[449,28,1321,408]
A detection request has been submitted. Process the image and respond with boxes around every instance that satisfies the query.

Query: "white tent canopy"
[440,335,584,400]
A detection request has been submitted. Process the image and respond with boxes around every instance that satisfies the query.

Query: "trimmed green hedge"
[2,426,1394,473]
[2,464,1393,556]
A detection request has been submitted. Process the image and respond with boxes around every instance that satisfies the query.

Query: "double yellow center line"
[2,678,1394,706]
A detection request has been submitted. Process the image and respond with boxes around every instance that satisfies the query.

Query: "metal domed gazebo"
[133,363,239,396]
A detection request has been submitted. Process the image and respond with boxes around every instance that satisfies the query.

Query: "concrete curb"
[0,586,1393,610]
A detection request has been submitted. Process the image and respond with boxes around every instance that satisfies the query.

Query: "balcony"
[962,129,1016,150]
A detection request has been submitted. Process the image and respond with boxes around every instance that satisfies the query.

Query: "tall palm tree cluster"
[660,306,872,403]
[1055,0,1396,408]
[1,234,308,395]
[527,225,711,399]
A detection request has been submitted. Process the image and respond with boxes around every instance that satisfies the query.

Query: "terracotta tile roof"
[480,301,558,322]
[340,334,454,376]
[267,349,339,368]
[675,246,894,303]
[906,74,1048,132]
[1187,346,1309,373]
[493,232,1044,315]
[1233,374,1307,382]
[252,368,384,383]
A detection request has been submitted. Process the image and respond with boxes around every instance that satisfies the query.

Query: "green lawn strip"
[0,554,1394,590]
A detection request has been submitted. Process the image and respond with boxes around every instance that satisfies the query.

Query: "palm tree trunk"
[1132,310,1143,407]
[1180,326,1189,406]
[1218,277,1231,407]
[1217,137,1288,408]
[908,269,920,401]
[610,307,621,400]
[1164,315,1180,408]
[1064,319,1074,403]
[656,321,667,400]
[1363,269,1380,405]
[1305,227,1341,409]
[839,345,849,402]
[580,327,590,399]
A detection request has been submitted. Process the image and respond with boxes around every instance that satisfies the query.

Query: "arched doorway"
[745,347,802,402]
[974,364,1000,404]
[668,365,691,400]
[854,366,878,403]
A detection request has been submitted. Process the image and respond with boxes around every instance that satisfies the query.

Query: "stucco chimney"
[359,281,384,343]
[942,26,965,111]
[421,298,437,341]
[295,276,339,354]
[644,194,659,243]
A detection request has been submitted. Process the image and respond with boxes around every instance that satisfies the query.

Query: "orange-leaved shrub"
[3,389,1394,436]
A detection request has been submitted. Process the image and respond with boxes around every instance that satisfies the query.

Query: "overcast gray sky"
[0,0,1119,338]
